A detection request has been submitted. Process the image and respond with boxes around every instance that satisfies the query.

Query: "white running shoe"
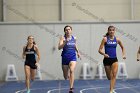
[113,89,117,93]
[110,89,117,93]
[27,89,30,93]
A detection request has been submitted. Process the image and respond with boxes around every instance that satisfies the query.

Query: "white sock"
[113,89,117,93]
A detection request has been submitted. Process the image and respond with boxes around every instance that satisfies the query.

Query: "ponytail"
[33,41,36,45]
[105,32,109,37]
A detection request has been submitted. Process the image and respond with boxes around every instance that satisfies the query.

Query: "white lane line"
[47,88,69,93]
[80,86,140,93]
[84,80,102,93]
[15,80,35,93]
[114,86,140,93]
[47,85,96,93]
[115,83,140,93]
[80,86,108,93]
[15,86,64,93]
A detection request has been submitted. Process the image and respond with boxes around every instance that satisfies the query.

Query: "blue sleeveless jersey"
[105,36,117,58]
[61,35,76,59]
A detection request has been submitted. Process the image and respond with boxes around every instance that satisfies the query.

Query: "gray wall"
[2,0,140,21]
[0,0,3,21]
[0,21,140,81]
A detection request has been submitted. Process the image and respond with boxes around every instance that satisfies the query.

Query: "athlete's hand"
[123,55,126,59]
[22,55,26,59]
[77,52,82,60]
[35,62,40,69]
[104,54,109,58]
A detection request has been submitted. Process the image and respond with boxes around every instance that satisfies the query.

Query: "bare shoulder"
[23,46,26,52]
[116,36,119,40]
[60,36,64,39]
[33,45,38,51]
[60,36,65,40]
[34,45,38,49]
[116,37,121,42]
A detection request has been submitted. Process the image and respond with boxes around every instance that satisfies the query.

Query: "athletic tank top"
[105,36,117,58]
[61,35,76,58]
[25,45,36,61]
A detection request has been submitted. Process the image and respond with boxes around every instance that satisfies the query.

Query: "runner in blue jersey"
[58,25,81,93]
[22,35,40,93]
[98,26,126,93]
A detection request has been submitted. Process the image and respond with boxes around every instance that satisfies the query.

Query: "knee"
[70,70,74,74]
[112,72,117,78]
[113,74,117,78]
[25,75,30,80]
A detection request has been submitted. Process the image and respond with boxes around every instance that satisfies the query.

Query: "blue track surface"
[0,79,140,93]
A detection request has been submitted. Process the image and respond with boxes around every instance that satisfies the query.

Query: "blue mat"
[0,79,140,93]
